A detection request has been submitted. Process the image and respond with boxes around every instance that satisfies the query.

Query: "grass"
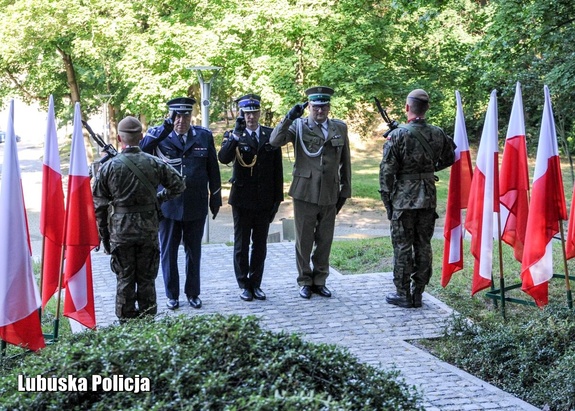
[331,236,575,320]
[330,236,575,410]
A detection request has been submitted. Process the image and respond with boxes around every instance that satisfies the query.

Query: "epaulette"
[145,126,162,138]
[260,125,273,133]
[193,125,212,133]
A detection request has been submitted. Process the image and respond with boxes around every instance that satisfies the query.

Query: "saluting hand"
[233,112,247,136]
[287,102,309,121]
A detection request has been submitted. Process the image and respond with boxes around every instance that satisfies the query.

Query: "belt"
[113,204,157,214]
[397,172,435,181]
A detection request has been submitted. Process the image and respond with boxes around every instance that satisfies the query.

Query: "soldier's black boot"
[385,291,413,308]
[411,286,424,308]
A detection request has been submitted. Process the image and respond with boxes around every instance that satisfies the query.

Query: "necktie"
[178,134,185,145]
[251,131,258,145]
[318,123,327,139]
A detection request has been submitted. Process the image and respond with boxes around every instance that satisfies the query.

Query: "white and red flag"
[521,85,566,307]
[63,102,99,329]
[499,82,530,263]
[40,95,65,307]
[465,90,500,295]
[441,90,473,287]
[0,100,46,351]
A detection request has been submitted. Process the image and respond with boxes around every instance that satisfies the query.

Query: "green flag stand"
[485,220,574,315]
[38,237,66,345]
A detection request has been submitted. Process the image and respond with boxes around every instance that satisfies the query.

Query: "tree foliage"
[1,0,574,147]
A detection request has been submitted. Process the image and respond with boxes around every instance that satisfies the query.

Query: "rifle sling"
[399,124,435,163]
[116,154,159,212]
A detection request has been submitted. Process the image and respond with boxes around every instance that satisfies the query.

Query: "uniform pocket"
[192,146,208,157]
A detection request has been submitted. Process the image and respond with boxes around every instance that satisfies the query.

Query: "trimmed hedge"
[1,314,423,410]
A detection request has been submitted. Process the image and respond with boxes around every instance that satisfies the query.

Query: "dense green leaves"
[1,0,575,147]
[432,306,575,411]
[0,315,423,410]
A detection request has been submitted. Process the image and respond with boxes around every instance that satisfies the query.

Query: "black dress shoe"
[299,285,312,299]
[312,285,332,298]
[253,287,266,301]
[166,299,179,310]
[386,292,413,308]
[240,288,253,301]
[188,296,202,309]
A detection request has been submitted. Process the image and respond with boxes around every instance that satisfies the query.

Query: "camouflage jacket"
[379,119,456,210]
[93,147,186,243]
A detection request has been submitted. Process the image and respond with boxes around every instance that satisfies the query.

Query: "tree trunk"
[57,46,94,162]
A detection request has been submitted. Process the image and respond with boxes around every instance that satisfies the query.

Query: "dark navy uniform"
[140,97,222,309]
[218,95,283,300]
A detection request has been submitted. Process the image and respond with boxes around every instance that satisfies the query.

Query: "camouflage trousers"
[110,241,160,320]
[390,208,437,293]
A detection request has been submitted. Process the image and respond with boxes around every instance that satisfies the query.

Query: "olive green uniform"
[270,116,351,286]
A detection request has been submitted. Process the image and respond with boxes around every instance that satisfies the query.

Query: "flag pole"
[53,245,66,341]
[38,236,47,319]
[558,220,573,309]
[496,211,506,318]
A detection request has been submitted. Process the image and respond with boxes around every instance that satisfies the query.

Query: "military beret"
[167,97,196,114]
[235,94,261,112]
[117,116,142,136]
[407,89,430,103]
[305,86,334,105]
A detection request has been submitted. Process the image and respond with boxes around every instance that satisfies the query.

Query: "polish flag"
[40,95,66,307]
[521,85,566,307]
[465,90,499,295]
[441,90,473,287]
[63,102,100,329]
[499,82,530,263]
[0,100,46,351]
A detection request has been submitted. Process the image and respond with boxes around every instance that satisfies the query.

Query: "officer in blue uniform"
[218,94,283,302]
[140,97,222,310]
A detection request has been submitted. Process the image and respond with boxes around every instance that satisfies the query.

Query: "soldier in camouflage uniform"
[379,89,456,308]
[93,116,185,322]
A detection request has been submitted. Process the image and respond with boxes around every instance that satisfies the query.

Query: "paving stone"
[81,242,541,411]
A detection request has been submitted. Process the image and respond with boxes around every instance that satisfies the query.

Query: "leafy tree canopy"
[1,0,574,146]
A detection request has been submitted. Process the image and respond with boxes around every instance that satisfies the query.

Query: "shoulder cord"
[154,147,182,169]
[234,146,257,176]
[297,118,324,158]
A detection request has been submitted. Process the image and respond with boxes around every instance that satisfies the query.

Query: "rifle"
[82,120,118,163]
[373,97,399,137]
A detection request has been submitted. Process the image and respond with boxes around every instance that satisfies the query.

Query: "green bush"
[0,314,423,411]
[429,306,575,411]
